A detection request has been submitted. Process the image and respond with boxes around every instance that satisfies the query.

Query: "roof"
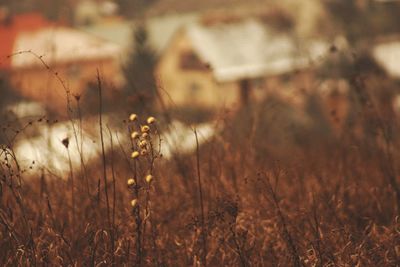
[11,26,121,68]
[185,19,328,82]
[373,41,400,78]
[145,0,270,16]
[0,12,122,69]
[0,13,52,68]
[79,13,198,55]
[79,19,133,49]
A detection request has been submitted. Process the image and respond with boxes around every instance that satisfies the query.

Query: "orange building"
[0,13,123,114]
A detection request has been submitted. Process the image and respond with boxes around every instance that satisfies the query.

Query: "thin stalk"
[107,126,116,266]
[128,124,142,266]
[265,175,302,267]
[194,129,207,267]
[96,70,112,260]
[66,148,75,228]
[134,159,142,266]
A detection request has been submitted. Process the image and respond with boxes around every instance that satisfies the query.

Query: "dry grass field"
[1,68,400,267]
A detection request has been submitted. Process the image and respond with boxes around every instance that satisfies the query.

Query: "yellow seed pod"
[131,131,139,139]
[142,132,149,139]
[129,114,137,121]
[139,140,147,148]
[141,125,150,133]
[127,178,135,186]
[145,174,153,183]
[130,199,138,207]
[131,151,140,159]
[147,117,156,124]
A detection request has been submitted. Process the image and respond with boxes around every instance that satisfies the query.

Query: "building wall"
[156,31,240,110]
[10,58,122,113]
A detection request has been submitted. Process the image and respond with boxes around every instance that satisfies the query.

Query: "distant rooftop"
[79,13,199,55]
[185,19,328,82]
[145,0,270,17]
[0,12,122,69]
[12,27,121,68]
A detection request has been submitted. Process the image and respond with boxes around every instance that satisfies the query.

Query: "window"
[179,51,209,71]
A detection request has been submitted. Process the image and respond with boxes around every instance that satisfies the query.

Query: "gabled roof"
[0,13,52,69]
[79,13,198,55]
[11,26,121,68]
[145,0,270,16]
[0,12,121,69]
[185,19,328,82]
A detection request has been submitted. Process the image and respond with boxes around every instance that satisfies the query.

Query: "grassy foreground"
[1,72,400,266]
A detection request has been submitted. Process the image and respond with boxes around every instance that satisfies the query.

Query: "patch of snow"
[12,117,217,178]
[159,120,216,158]
[5,101,46,118]
[13,115,125,178]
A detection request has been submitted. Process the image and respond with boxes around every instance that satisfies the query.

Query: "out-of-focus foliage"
[0,72,21,144]
[0,71,19,108]
[318,49,385,80]
[115,0,158,18]
[323,0,400,42]
[122,25,158,114]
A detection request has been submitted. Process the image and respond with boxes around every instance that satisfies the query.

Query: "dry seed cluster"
[127,114,157,208]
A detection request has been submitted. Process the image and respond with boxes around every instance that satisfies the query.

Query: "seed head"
[142,132,149,139]
[145,174,153,183]
[62,137,69,148]
[131,151,140,159]
[131,199,138,207]
[140,149,148,156]
[139,140,147,148]
[147,116,156,124]
[141,125,150,133]
[131,131,139,139]
[129,114,138,121]
[127,178,135,186]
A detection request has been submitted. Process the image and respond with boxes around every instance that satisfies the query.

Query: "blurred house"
[156,18,328,109]
[0,13,123,113]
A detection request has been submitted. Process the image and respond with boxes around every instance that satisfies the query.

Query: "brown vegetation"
[1,54,400,267]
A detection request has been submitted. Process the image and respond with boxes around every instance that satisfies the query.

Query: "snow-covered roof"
[79,13,198,54]
[373,41,400,78]
[11,26,122,68]
[186,19,328,82]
